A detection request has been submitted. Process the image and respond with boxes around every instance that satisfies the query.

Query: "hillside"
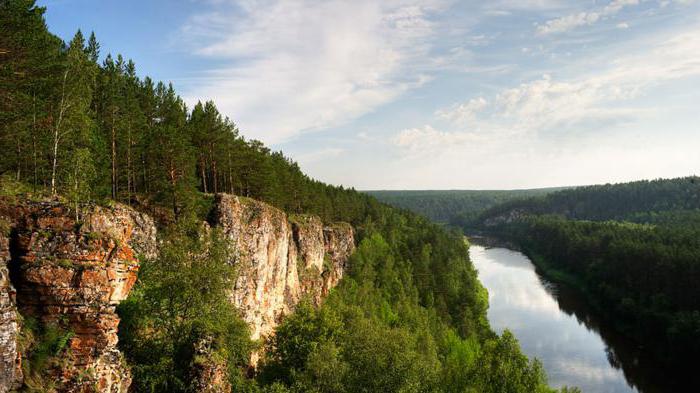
[478,176,700,223]
[0,2,563,392]
[367,188,564,225]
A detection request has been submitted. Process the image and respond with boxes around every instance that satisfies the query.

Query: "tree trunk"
[227,150,234,194]
[200,156,208,193]
[32,92,38,191]
[15,136,21,181]
[208,144,217,194]
[212,159,218,194]
[111,107,117,200]
[51,128,59,195]
[127,124,132,206]
[169,163,179,221]
[51,70,69,195]
[142,153,148,194]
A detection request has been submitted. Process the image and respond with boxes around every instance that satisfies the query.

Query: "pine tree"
[86,31,100,63]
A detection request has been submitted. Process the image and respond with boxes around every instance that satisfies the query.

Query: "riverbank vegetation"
[476,177,700,375]
[1,1,564,391]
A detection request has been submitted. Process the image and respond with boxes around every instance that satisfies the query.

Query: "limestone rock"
[211,194,300,343]
[210,194,355,361]
[0,225,22,393]
[190,337,232,393]
[5,200,155,393]
[322,222,355,297]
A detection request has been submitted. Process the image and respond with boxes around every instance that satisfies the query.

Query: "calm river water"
[469,244,679,393]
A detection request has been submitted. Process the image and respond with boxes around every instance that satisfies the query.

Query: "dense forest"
[479,177,700,222]
[367,188,563,226]
[0,1,571,392]
[475,177,700,377]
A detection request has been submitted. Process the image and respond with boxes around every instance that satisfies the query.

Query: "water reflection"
[469,245,680,393]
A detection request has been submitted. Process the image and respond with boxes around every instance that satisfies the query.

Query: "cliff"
[0,194,353,392]
[0,199,156,393]
[0,223,21,393]
[210,194,354,349]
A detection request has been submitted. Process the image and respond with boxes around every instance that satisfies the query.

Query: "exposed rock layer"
[1,194,352,392]
[190,337,232,393]
[0,200,156,393]
[0,225,21,393]
[210,194,355,343]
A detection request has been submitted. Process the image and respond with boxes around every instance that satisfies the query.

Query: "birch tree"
[49,30,95,194]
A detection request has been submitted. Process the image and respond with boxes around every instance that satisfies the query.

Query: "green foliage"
[118,221,254,392]
[478,176,700,223]
[473,331,551,393]
[65,147,96,219]
[477,178,700,372]
[368,188,564,225]
[1,2,563,392]
[258,221,554,393]
[19,317,75,391]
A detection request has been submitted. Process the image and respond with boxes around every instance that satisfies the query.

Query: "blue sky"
[39,0,700,189]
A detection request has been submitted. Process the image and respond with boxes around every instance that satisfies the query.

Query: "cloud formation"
[181,0,446,144]
[536,0,639,35]
[392,125,481,153]
[394,24,700,152]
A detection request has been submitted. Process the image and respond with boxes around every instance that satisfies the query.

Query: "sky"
[38,0,700,190]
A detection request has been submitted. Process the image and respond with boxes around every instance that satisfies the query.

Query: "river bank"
[469,244,683,393]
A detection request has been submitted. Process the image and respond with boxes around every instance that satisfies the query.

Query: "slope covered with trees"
[0,1,567,392]
[368,188,563,226]
[476,177,700,377]
[479,177,700,222]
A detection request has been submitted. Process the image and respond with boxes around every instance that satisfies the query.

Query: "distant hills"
[366,187,566,225]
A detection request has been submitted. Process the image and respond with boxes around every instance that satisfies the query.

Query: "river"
[469,244,677,393]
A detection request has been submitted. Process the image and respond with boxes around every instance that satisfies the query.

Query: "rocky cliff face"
[210,194,355,348]
[0,224,21,393]
[0,194,351,392]
[0,199,156,393]
[190,337,232,393]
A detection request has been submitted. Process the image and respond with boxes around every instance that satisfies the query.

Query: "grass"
[19,316,75,390]
[323,254,333,272]
[0,217,11,237]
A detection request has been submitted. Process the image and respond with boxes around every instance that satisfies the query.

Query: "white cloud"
[536,12,601,35]
[536,0,639,35]
[393,24,700,153]
[180,0,446,144]
[436,97,488,123]
[616,22,630,29]
[661,0,697,6]
[392,125,481,152]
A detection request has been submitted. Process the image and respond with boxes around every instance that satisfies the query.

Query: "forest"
[0,1,572,392]
[474,177,700,375]
[367,188,563,226]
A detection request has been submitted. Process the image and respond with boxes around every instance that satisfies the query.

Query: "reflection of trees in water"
[535,270,676,393]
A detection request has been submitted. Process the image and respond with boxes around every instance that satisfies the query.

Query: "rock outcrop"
[1,193,351,392]
[210,194,355,348]
[0,222,22,393]
[322,222,355,297]
[190,337,232,393]
[482,208,528,227]
[0,199,156,393]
